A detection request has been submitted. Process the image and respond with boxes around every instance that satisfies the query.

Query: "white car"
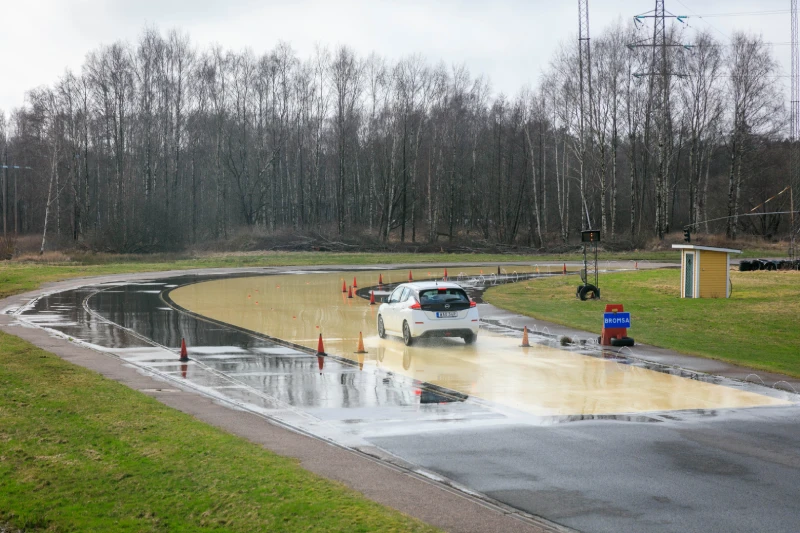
[377,281,479,345]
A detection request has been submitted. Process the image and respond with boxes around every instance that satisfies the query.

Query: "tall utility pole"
[577,0,593,230]
[791,0,799,263]
[629,1,687,239]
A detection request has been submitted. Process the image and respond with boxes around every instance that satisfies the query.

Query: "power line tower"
[628,1,688,239]
[791,0,799,266]
[577,0,593,231]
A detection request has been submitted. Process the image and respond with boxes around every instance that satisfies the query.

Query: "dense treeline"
[0,22,793,252]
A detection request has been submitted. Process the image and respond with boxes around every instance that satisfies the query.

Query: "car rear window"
[418,288,470,304]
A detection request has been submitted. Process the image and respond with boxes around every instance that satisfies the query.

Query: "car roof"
[397,281,465,291]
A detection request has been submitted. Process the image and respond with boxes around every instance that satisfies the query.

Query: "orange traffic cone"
[444,267,448,280]
[348,286,354,299]
[408,270,413,282]
[520,326,530,348]
[378,273,384,286]
[342,280,347,293]
[316,334,326,356]
[355,332,367,354]
[562,263,567,275]
[179,338,189,362]
[353,276,358,288]
[369,290,376,305]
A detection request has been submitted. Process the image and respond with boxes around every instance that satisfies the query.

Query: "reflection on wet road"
[169,270,790,416]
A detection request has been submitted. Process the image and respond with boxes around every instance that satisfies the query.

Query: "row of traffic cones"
[315,332,367,356]
[180,322,535,377]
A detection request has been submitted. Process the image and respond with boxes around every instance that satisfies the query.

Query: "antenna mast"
[578,0,593,230]
[791,0,799,264]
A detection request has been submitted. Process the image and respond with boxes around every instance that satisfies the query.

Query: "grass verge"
[484,269,800,377]
[2,247,790,302]
[0,331,438,532]
[0,251,654,301]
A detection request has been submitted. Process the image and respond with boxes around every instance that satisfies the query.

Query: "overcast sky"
[0,0,793,115]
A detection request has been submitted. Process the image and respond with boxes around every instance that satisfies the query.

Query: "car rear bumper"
[417,328,477,339]
[409,308,479,338]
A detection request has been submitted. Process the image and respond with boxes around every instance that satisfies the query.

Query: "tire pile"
[739,259,800,271]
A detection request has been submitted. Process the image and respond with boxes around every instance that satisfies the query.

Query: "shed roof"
[671,244,742,254]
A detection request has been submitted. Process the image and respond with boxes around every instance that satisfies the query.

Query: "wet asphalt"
[6,266,800,533]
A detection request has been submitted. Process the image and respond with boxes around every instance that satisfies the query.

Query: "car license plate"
[436,311,458,318]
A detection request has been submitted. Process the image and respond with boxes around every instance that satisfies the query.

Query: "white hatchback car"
[377,281,479,345]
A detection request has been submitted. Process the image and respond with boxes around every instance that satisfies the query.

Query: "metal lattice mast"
[791,0,799,263]
[578,0,593,231]
[629,1,688,239]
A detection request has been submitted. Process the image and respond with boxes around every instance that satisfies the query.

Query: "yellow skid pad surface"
[169,270,789,416]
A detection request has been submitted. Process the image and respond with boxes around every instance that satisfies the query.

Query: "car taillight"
[470,300,477,308]
[410,302,421,310]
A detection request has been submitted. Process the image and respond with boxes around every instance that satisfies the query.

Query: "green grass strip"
[0,250,682,301]
[0,331,438,532]
[484,269,800,377]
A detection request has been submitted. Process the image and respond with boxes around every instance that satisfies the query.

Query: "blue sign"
[603,312,631,328]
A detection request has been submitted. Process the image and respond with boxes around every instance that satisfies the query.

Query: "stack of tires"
[576,284,600,300]
[739,259,800,271]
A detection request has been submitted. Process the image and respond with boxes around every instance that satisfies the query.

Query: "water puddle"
[167,269,792,416]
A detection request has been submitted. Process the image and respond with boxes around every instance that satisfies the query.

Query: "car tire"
[463,332,477,345]
[610,336,635,347]
[402,321,414,346]
[578,284,600,301]
[377,316,386,339]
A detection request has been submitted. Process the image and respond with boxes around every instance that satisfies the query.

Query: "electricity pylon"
[628,1,688,239]
[791,0,799,265]
[578,0,594,231]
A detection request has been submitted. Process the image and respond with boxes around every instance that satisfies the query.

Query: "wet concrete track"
[10,267,800,533]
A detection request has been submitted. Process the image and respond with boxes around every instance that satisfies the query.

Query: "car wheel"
[402,321,414,346]
[377,316,386,339]
[463,332,477,345]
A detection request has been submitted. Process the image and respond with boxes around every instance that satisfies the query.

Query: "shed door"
[685,253,694,298]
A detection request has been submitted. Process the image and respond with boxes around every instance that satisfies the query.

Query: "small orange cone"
[342,280,347,293]
[378,273,383,286]
[369,290,376,305]
[348,286,354,298]
[444,267,448,280]
[353,276,358,288]
[355,332,367,354]
[562,263,567,275]
[316,334,326,356]
[408,270,413,282]
[179,338,189,362]
[520,327,530,348]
